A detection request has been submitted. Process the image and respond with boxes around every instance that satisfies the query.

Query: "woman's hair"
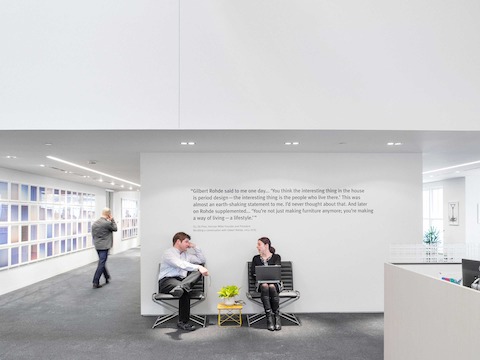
[258,237,275,254]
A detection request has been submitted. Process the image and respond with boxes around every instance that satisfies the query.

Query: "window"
[423,187,443,246]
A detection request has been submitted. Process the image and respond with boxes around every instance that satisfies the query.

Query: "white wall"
[465,173,480,244]
[140,152,421,315]
[0,0,177,129]
[385,263,480,360]
[179,1,480,131]
[0,167,106,295]
[2,1,480,130]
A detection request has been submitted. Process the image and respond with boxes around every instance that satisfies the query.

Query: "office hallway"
[0,248,383,360]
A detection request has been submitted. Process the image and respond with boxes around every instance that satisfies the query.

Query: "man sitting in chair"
[158,232,209,331]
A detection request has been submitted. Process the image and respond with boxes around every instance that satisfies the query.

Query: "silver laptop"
[255,265,281,283]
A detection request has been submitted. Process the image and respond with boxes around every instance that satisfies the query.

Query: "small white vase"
[224,297,235,306]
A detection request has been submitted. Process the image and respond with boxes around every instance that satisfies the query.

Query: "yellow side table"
[217,303,243,327]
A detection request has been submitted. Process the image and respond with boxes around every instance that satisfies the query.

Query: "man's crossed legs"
[158,271,202,331]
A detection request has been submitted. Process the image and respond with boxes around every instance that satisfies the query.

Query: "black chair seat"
[154,291,205,301]
[247,290,300,299]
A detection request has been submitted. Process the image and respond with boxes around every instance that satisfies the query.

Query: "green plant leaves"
[217,285,240,298]
[423,226,439,245]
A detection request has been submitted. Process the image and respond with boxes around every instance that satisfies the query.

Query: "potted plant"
[423,226,439,245]
[218,285,240,306]
[423,226,439,262]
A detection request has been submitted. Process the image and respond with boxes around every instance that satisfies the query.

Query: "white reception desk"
[385,263,480,360]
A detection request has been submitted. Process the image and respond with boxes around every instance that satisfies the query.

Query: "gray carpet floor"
[0,248,383,360]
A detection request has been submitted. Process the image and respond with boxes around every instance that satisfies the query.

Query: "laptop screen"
[255,265,281,283]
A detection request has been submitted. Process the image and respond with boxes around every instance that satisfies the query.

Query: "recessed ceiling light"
[40,164,46,167]
[387,142,403,146]
[181,142,195,146]
[285,142,299,146]
[5,155,17,159]
[44,143,52,146]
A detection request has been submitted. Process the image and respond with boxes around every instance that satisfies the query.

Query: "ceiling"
[1,129,480,191]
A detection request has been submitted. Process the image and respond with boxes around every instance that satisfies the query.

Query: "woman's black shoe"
[274,312,282,331]
[266,312,275,331]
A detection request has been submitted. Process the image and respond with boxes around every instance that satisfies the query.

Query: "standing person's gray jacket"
[92,217,117,250]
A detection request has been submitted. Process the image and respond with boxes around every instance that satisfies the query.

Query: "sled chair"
[246,261,301,326]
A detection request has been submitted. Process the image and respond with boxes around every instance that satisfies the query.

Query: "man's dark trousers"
[93,249,110,285]
[159,271,202,323]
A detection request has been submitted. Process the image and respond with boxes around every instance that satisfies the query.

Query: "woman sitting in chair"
[251,237,282,331]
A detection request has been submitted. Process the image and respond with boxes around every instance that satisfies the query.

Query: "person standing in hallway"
[92,208,117,288]
[158,232,209,331]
